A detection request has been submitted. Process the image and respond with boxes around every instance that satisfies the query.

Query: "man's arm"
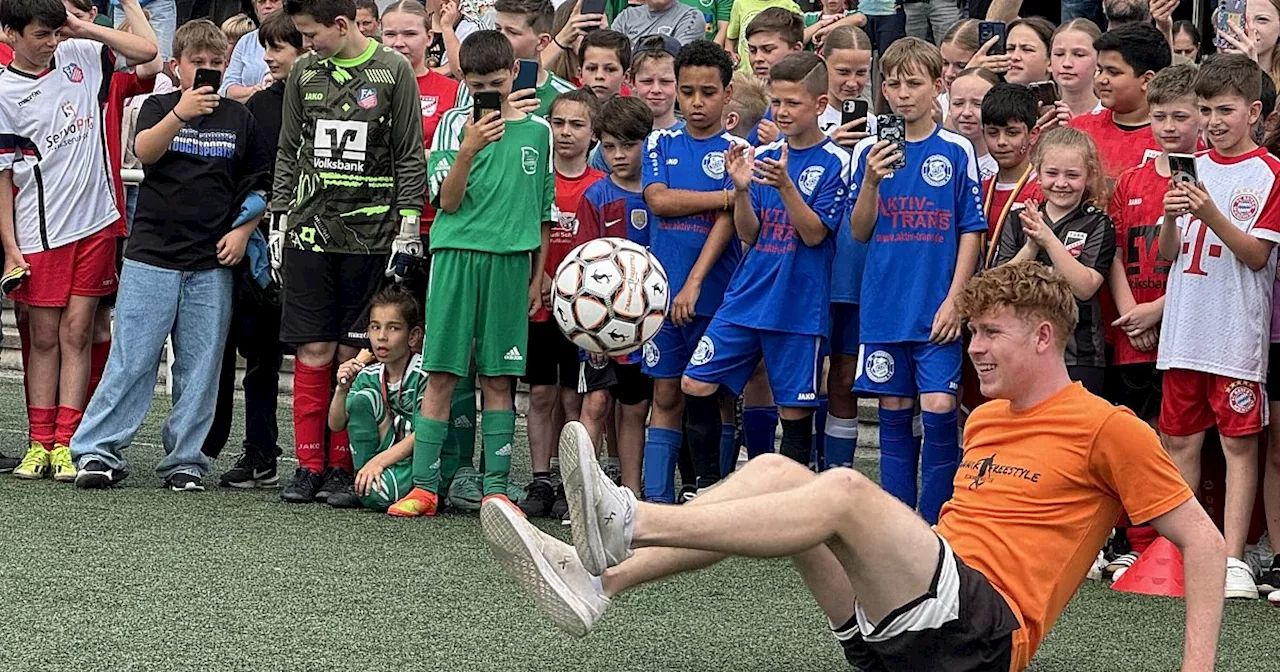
[644,183,729,218]
[1149,499,1226,672]
[65,14,156,65]
[390,58,427,218]
[133,96,184,165]
[118,0,163,78]
[984,0,1022,20]
[272,64,306,212]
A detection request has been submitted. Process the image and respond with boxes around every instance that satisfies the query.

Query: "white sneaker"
[1086,550,1107,581]
[480,498,610,636]
[1226,557,1259,599]
[560,421,636,576]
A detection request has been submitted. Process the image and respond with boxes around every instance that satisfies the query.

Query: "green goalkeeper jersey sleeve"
[272,39,426,255]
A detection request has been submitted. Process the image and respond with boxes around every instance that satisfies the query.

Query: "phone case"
[1169,154,1197,185]
[1215,0,1247,49]
[978,22,1006,55]
[877,114,906,171]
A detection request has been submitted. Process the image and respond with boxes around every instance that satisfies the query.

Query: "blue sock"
[878,406,918,510]
[919,409,960,525]
[643,427,681,503]
[718,422,737,477]
[811,395,828,469]
[824,415,857,469]
[743,406,778,458]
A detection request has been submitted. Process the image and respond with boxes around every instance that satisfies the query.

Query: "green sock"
[481,409,516,496]
[412,414,449,494]
[445,376,478,472]
[345,390,385,471]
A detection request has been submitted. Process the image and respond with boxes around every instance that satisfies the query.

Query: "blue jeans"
[71,259,233,479]
[114,0,177,59]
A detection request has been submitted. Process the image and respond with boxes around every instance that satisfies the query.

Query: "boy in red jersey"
[1068,22,1168,197]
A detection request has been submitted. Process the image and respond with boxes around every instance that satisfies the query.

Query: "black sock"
[684,394,723,489]
[677,429,696,485]
[779,416,812,465]
[532,471,552,481]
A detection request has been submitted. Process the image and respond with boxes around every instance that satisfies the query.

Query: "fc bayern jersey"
[576,176,651,248]
[852,126,986,343]
[1108,161,1172,366]
[1158,147,1280,382]
[642,127,743,317]
[1068,109,1161,194]
[716,138,851,336]
[0,39,119,254]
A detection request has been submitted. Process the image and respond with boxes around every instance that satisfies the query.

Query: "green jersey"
[728,0,801,71]
[273,39,426,255]
[349,354,429,437]
[534,72,577,118]
[679,0,732,40]
[427,109,553,254]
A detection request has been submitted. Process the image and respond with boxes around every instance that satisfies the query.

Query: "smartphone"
[580,0,606,26]
[0,266,26,298]
[841,99,869,127]
[1029,80,1060,108]
[876,113,907,171]
[1214,0,1247,50]
[1169,153,1198,185]
[513,58,539,92]
[473,90,502,122]
[978,21,1007,55]
[193,67,222,91]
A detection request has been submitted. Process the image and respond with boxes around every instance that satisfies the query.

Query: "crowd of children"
[3,0,1280,613]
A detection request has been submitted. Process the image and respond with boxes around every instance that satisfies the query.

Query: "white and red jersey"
[0,39,118,254]
[1158,147,1280,382]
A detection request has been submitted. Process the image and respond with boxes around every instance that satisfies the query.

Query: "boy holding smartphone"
[847,36,984,525]
[495,0,576,117]
[390,30,555,517]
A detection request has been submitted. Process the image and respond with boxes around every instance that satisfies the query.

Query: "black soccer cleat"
[518,476,557,518]
[281,468,325,503]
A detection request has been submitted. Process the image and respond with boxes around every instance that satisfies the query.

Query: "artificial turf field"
[0,387,1277,672]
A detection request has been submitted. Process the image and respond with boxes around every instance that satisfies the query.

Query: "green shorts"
[424,249,532,377]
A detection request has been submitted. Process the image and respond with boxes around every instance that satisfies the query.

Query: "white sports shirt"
[0,38,118,254]
[1158,147,1280,382]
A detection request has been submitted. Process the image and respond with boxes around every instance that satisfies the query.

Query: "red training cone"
[1110,537,1184,598]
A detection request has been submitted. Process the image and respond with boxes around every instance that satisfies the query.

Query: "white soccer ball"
[552,237,668,356]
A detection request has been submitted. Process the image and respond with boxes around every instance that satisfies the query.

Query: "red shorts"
[1158,368,1267,438]
[8,227,117,307]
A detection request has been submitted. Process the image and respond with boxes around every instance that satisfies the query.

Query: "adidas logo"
[504,347,523,361]
[495,443,512,457]
[453,416,473,428]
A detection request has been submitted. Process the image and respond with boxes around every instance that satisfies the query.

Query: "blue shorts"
[683,317,826,408]
[830,302,860,356]
[641,316,711,379]
[854,341,961,398]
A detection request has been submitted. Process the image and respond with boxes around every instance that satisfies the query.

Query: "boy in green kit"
[389,29,554,517]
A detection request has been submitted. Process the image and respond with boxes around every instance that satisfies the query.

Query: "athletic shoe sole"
[480,499,597,637]
[222,478,281,489]
[169,482,205,492]
[12,470,48,480]
[75,470,124,489]
[560,421,609,577]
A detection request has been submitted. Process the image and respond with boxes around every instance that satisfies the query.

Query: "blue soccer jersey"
[715,138,851,336]
[642,127,743,317]
[830,202,868,305]
[578,175,652,247]
[852,126,986,343]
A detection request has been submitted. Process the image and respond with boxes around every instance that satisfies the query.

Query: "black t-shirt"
[128,91,271,271]
[992,201,1116,368]
[245,80,284,177]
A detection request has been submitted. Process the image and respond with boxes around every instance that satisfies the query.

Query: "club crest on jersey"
[921,154,952,187]
[1064,231,1088,258]
[690,336,714,366]
[865,350,894,384]
[631,209,648,230]
[643,340,660,367]
[1231,192,1260,222]
[521,146,539,174]
[357,88,378,109]
[798,166,825,196]
[420,95,438,117]
[702,152,725,179]
[62,63,84,83]
[1227,382,1257,414]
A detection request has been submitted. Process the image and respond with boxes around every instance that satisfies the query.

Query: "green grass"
[0,387,1276,671]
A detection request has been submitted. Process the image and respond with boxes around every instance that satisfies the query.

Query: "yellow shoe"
[13,442,50,479]
[50,444,77,482]
[387,487,439,517]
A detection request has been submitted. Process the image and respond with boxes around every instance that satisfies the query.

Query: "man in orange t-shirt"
[479,263,1227,672]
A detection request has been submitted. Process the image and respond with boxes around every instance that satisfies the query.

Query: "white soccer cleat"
[481,499,609,636]
[560,421,636,576]
[1226,557,1259,600]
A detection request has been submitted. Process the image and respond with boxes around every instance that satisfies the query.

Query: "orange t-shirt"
[936,382,1193,670]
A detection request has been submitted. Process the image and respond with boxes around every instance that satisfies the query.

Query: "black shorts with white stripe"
[832,537,1020,672]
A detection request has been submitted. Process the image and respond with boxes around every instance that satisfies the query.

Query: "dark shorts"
[834,538,1019,672]
[279,248,386,347]
[523,319,580,388]
[1110,363,1163,422]
[580,359,653,405]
